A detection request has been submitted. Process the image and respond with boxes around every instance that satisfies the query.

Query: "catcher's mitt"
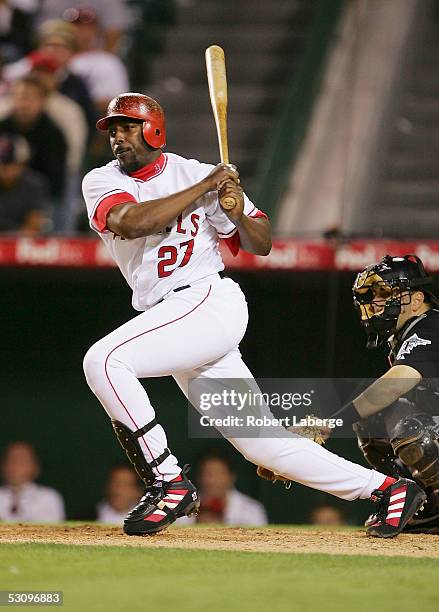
[288,415,332,446]
[256,466,292,489]
[256,415,331,487]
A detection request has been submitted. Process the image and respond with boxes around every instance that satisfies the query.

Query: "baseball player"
[82,93,425,537]
[338,254,439,533]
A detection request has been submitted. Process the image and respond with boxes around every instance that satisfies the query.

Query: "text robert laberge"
[198,415,343,428]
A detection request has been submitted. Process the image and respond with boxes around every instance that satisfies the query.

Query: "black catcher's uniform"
[355,311,439,531]
[352,256,439,532]
[390,309,439,380]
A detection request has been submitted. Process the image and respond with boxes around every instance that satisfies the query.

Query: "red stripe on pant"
[104,285,212,476]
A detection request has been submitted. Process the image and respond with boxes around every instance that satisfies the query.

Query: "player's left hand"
[218,179,244,221]
[288,416,332,445]
[256,466,291,488]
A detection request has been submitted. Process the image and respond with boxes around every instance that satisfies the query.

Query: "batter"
[82,93,425,537]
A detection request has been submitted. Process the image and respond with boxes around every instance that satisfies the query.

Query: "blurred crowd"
[0,441,349,527]
[0,0,137,234]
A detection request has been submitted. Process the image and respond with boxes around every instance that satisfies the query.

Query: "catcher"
[350,254,439,533]
[259,254,439,534]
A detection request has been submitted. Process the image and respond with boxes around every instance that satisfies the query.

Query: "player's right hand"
[203,163,240,192]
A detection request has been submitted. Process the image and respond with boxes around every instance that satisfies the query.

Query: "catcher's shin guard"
[403,490,439,533]
[390,414,439,490]
[112,419,170,486]
[123,464,199,535]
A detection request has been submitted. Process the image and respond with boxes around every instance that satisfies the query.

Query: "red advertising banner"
[2,237,439,271]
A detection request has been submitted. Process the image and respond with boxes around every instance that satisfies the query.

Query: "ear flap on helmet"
[142,116,165,149]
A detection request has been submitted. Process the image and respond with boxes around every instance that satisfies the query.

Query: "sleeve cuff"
[222,233,241,256]
[92,191,137,232]
[219,209,268,256]
[247,206,268,220]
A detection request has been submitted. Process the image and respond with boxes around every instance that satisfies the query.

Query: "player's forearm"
[353,368,421,419]
[107,180,210,238]
[107,164,240,239]
[331,368,421,425]
[232,216,271,256]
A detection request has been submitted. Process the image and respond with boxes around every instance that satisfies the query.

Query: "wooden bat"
[205,44,238,210]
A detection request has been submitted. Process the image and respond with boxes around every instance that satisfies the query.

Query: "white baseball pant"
[83,273,386,500]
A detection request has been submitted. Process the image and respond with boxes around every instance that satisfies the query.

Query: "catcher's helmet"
[96,93,166,149]
[353,254,437,349]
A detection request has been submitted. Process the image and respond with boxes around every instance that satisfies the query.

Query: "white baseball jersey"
[82,152,266,310]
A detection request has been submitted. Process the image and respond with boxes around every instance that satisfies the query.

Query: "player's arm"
[219,180,272,256]
[352,364,422,419]
[106,164,238,239]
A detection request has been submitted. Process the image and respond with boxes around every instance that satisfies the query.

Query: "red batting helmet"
[96,92,166,149]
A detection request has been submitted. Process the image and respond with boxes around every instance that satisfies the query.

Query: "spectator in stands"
[0,53,87,199]
[37,19,96,136]
[0,55,9,97]
[309,504,346,526]
[66,7,130,114]
[0,441,65,522]
[0,75,67,206]
[29,54,88,175]
[0,57,86,231]
[0,0,37,63]
[179,450,268,526]
[3,19,96,137]
[0,133,49,233]
[35,0,134,53]
[31,55,87,230]
[96,465,142,524]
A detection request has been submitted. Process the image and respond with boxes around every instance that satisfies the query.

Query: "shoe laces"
[129,481,165,515]
[135,464,192,509]
[142,481,164,500]
[370,488,390,524]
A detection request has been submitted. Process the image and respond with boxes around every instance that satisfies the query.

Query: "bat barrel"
[206,44,237,209]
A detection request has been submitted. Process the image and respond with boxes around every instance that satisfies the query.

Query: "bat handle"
[218,156,239,210]
[220,194,238,211]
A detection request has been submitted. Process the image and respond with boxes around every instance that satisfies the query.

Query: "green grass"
[0,544,438,612]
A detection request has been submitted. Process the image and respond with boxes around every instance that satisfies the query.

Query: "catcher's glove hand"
[288,414,332,445]
[256,466,292,489]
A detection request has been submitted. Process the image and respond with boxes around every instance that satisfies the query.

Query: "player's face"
[106,468,141,511]
[354,274,399,321]
[109,118,154,172]
[367,288,411,322]
[198,459,235,498]
[1,443,39,486]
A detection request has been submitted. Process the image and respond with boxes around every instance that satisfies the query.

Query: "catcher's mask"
[353,254,437,349]
[96,92,166,149]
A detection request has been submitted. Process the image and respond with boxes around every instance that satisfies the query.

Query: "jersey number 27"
[157,213,200,278]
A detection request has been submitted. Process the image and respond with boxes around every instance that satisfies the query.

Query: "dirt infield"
[0,523,438,557]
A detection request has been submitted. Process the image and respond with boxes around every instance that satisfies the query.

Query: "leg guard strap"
[149,448,171,468]
[135,419,158,436]
[112,419,170,486]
